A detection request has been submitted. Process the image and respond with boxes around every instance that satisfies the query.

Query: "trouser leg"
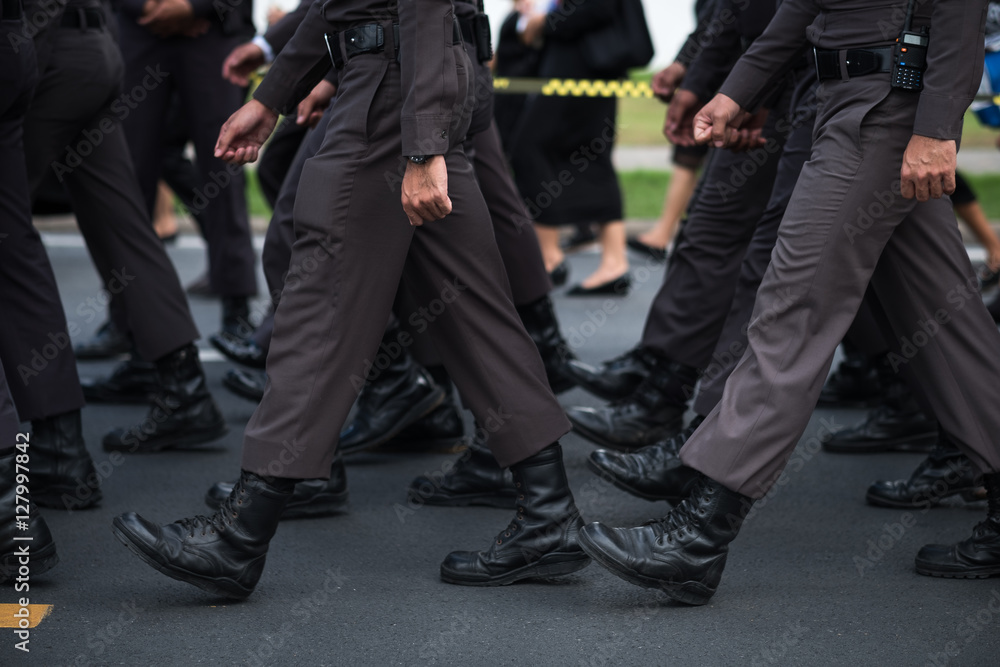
[692,90,815,415]
[680,81,948,496]
[0,112,84,422]
[242,60,568,478]
[639,88,793,368]
[177,30,256,298]
[470,121,551,305]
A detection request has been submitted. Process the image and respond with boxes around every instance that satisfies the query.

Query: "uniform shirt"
[253,0,462,157]
[719,0,989,141]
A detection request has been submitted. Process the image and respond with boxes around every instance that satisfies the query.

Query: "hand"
[519,13,546,46]
[297,80,337,128]
[665,88,703,146]
[725,108,768,153]
[138,0,197,37]
[214,99,279,164]
[182,18,210,38]
[651,62,686,103]
[222,42,266,86]
[402,156,452,226]
[988,244,1000,273]
[900,135,957,202]
[693,93,745,148]
[266,6,287,26]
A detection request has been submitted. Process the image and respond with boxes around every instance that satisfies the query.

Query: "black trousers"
[0,19,84,422]
[117,19,257,298]
[24,20,199,363]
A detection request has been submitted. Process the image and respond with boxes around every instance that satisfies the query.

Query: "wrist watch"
[408,155,430,165]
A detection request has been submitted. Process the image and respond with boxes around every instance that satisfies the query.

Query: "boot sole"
[570,416,683,453]
[577,529,715,606]
[865,487,982,510]
[111,516,255,599]
[915,560,1000,579]
[822,431,938,454]
[377,435,468,455]
[104,422,229,453]
[439,551,590,586]
[0,542,59,583]
[338,389,446,456]
[205,491,349,520]
[585,457,682,503]
[407,489,516,509]
[282,492,350,519]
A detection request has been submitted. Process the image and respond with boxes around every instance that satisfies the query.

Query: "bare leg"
[638,165,698,250]
[534,224,565,273]
[581,220,630,288]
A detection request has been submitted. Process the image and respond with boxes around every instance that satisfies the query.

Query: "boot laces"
[496,482,527,545]
[178,480,249,537]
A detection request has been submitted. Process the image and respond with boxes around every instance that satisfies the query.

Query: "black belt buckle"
[344,24,384,57]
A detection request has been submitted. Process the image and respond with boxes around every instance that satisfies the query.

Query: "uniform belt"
[813,46,893,81]
[1,0,22,20]
[60,7,105,29]
[325,20,463,70]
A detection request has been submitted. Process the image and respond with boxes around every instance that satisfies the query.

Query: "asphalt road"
[2,235,998,667]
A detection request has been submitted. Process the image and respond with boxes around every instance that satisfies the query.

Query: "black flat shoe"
[565,273,631,297]
[626,237,667,262]
[549,261,569,287]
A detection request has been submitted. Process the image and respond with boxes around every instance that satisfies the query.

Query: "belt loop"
[837,49,849,81]
[383,19,396,62]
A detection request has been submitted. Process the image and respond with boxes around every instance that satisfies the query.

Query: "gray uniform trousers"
[694,78,818,414]
[640,87,793,368]
[0,20,84,423]
[681,77,1000,497]
[252,116,552,353]
[241,54,569,478]
[23,14,199,363]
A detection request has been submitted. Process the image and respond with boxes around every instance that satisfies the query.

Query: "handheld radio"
[891,0,929,91]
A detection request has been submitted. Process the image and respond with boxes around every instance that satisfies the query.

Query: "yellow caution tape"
[493,77,654,98]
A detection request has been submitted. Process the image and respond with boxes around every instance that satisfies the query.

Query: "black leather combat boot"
[221,296,252,339]
[408,443,516,508]
[817,349,885,408]
[515,295,577,394]
[440,443,590,585]
[566,354,697,451]
[579,475,754,605]
[205,456,348,519]
[0,450,59,582]
[586,416,704,502]
[81,358,160,404]
[338,330,445,455]
[381,378,466,453]
[915,473,1000,578]
[223,368,267,402]
[562,346,653,402]
[822,392,938,453]
[866,436,981,509]
[30,410,102,510]
[112,471,294,598]
[74,319,131,360]
[209,331,267,369]
[102,344,228,452]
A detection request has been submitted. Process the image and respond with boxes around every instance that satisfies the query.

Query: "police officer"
[111,0,589,598]
[579,0,1000,604]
